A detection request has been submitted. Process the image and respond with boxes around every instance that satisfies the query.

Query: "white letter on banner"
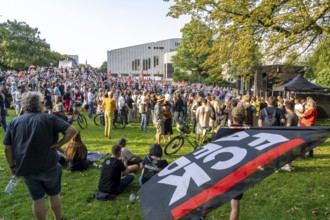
[203,147,247,170]
[194,143,222,159]
[158,162,211,205]
[213,131,249,142]
[249,133,288,151]
[158,157,191,177]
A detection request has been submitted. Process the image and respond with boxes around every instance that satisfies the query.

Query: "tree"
[307,39,330,87]
[171,18,216,81]
[98,61,107,73]
[164,0,330,76]
[0,19,62,70]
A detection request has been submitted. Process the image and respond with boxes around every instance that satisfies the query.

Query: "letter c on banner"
[158,157,191,177]
[203,147,247,170]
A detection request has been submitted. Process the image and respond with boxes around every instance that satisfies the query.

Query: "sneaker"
[280,164,292,172]
[274,168,279,173]
[258,166,265,171]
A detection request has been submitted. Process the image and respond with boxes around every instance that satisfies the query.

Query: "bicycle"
[164,120,215,155]
[53,104,88,129]
[94,110,126,129]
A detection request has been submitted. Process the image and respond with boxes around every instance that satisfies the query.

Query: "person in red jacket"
[296,100,317,158]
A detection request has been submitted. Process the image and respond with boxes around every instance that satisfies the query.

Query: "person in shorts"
[4,91,77,220]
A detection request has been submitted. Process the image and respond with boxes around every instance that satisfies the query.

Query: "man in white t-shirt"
[195,98,211,143]
[87,89,95,119]
[294,98,304,125]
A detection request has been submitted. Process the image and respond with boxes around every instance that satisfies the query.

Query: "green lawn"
[0,110,329,220]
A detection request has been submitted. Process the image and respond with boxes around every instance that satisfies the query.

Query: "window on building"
[148,58,151,69]
[154,56,159,67]
[137,59,140,70]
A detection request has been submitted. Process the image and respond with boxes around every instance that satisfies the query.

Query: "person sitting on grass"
[117,138,141,173]
[96,145,134,200]
[62,132,96,172]
[140,144,168,185]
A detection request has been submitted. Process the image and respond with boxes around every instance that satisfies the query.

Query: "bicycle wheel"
[164,136,185,155]
[94,113,105,126]
[77,113,88,129]
[113,114,126,129]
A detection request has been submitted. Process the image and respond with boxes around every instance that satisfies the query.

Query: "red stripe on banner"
[171,138,305,220]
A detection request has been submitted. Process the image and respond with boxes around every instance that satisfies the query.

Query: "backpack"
[244,105,254,125]
[263,108,278,126]
[210,105,216,121]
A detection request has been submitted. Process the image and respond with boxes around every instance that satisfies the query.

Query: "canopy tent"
[272,74,327,92]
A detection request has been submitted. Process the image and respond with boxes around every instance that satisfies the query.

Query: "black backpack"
[263,108,278,126]
[210,105,216,121]
[244,105,254,125]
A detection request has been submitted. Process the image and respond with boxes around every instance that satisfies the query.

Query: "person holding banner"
[199,106,247,220]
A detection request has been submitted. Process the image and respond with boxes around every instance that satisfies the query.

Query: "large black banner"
[138,127,330,220]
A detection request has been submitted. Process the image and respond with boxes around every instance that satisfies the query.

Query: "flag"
[138,127,330,220]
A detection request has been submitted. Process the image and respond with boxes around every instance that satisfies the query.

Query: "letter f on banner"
[158,162,211,205]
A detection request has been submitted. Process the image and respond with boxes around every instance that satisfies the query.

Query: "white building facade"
[107,38,180,78]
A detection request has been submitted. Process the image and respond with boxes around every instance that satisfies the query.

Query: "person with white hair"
[4,91,77,220]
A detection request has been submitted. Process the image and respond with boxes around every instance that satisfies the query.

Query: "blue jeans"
[88,102,94,119]
[1,115,7,132]
[174,111,183,123]
[140,114,147,131]
[116,174,134,194]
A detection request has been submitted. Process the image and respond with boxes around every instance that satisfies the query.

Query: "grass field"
[0,110,329,220]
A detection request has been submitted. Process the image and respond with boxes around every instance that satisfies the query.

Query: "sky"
[0,0,190,67]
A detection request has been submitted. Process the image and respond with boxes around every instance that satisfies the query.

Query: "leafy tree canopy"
[307,39,330,87]
[0,19,64,70]
[165,0,330,76]
[172,18,214,75]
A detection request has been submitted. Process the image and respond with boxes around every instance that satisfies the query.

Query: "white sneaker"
[280,164,292,172]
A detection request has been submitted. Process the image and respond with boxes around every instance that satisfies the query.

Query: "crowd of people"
[1,66,319,220]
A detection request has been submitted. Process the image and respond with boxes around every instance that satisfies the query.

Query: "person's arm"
[121,158,129,176]
[52,125,77,151]
[4,145,16,175]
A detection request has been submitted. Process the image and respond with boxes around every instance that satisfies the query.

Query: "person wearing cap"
[140,144,168,185]
[154,96,165,144]
[207,106,246,220]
